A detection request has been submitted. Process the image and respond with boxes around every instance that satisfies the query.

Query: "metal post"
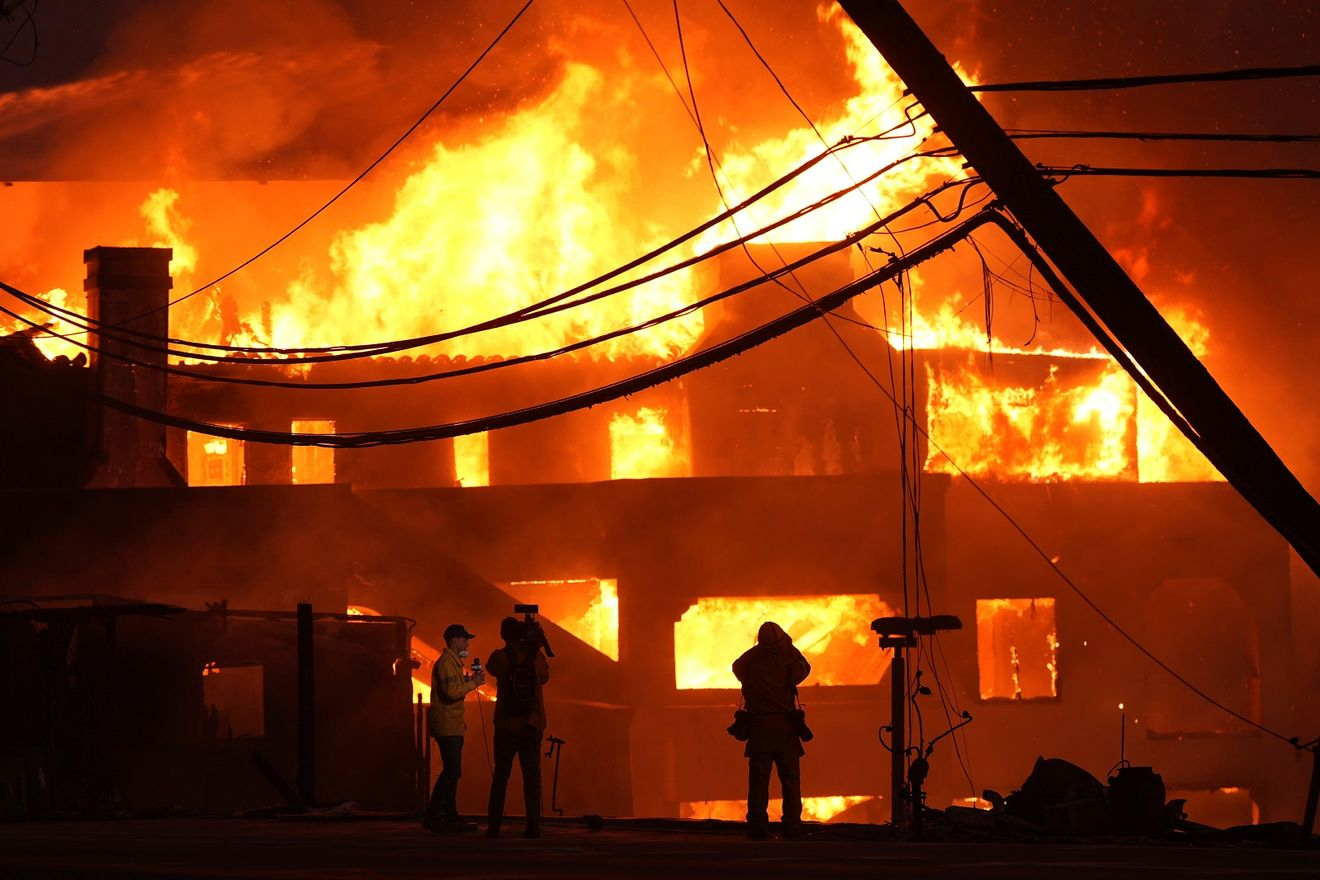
[890,645,906,826]
[296,602,315,807]
[836,0,1320,577]
[1302,744,1320,846]
[416,694,428,813]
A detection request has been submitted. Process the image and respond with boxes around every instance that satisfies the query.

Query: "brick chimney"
[84,246,180,487]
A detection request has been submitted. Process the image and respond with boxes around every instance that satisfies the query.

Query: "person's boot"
[523,824,541,839]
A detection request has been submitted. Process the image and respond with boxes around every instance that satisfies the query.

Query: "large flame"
[904,284,1223,483]
[232,4,960,358]
[252,64,708,361]
[704,5,966,247]
[674,594,893,690]
[924,354,1138,482]
[610,406,691,480]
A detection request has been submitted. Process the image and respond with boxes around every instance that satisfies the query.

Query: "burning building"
[0,0,1314,831]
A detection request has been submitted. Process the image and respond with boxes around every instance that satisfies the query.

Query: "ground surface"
[0,818,1317,879]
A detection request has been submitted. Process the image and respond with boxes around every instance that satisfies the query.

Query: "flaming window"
[201,663,264,738]
[609,406,691,480]
[503,578,619,661]
[976,598,1059,700]
[186,429,245,486]
[674,595,893,690]
[291,420,336,484]
[454,433,490,487]
[924,355,1138,482]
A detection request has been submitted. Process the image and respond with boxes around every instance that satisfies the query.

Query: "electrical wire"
[34,209,997,448]
[0,173,966,390]
[87,0,537,332]
[833,218,1306,750]
[0,0,37,67]
[1040,164,1320,180]
[969,61,1320,93]
[5,128,930,362]
[1006,128,1320,145]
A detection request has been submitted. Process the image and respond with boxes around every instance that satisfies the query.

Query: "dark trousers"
[488,724,542,830]
[747,741,802,832]
[425,735,464,822]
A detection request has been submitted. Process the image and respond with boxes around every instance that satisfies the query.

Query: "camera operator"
[484,616,550,838]
[423,624,486,833]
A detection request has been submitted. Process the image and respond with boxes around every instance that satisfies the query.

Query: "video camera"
[513,604,555,657]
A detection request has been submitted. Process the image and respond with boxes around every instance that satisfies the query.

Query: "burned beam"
[836,0,1320,579]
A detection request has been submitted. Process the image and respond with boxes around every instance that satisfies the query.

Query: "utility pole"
[836,0,1320,579]
[874,615,963,831]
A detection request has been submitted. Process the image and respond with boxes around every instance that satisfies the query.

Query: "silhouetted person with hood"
[732,621,811,839]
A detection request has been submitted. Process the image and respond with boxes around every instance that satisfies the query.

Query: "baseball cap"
[443,624,476,641]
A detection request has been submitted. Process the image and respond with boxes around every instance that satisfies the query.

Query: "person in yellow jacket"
[423,623,486,833]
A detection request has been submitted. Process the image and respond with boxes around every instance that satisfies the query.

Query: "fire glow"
[681,795,875,824]
[905,293,1223,484]
[674,595,893,690]
[976,598,1059,701]
[610,406,691,480]
[505,578,620,661]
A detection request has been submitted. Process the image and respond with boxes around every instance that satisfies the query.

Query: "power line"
[93,0,537,331]
[970,62,1320,93]
[0,0,38,67]
[50,208,996,448]
[1040,164,1320,180]
[825,222,1302,750]
[2,154,960,384]
[1007,128,1320,145]
[7,129,924,362]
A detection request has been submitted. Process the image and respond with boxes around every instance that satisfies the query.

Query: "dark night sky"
[1,0,1318,492]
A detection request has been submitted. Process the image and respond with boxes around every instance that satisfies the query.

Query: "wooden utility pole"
[837,0,1320,579]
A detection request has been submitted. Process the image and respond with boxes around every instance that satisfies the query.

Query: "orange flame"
[703,5,967,247]
[975,598,1058,700]
[681,795,874,823]
[505,578,620,661]
[609,406,691,480]
[674,595,893,689]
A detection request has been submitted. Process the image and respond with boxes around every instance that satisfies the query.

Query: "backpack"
[503,648,539,715]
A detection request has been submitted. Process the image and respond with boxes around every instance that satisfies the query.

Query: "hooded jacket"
[731,622,812,714]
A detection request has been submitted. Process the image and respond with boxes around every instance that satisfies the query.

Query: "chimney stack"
[84,246,178,487]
